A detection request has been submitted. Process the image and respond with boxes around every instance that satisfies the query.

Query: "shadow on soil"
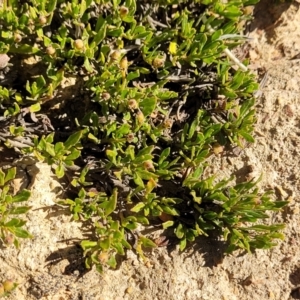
[250,0,298,43]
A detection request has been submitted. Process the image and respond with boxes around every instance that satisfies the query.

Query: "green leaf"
[240,98,255,119]
[131,202,145,213]
[87,133,99,143]
[239,130,255,143]
[116,123,131,136]
[107,255,117,268]
[190,190,202,204]
[81,240,97,249]
[136,170,158,180]
[9,44,40,54]
[55,163,65,178]
[188,118,199,139]
[136,216,149,225]
[179,238,187,251]
[45,143,56,157]
[64,131,83,149]
[99,239,110,250]
[54,142,65,155]
[133,173,144,188]
[5,218,26,227]
[4,167,16,183]
[135,67,150,74]
[30,103,41,112]
[231,72,245,90]
[122,15,135,23]
[162,220,174,229]
[122,238,132,249]
[232,228,244,239]
[107,27,123,37]
[65,148,81,161]
[0,168,5,186]
[47,0,57,12]
[162,205,179,216]
[113,242,125,255]
[186,230,196,242]
[139,236,157,248]
[11,190,31,202]
[13,228,33,238]
[45,132,55,144]
[125,145,135,160]
[84,57,94,72]
[146,178,156,194]
[140,97,157,117]
[9,206,31,214]
[104,189,118,216]
[208,191,228,202]
[106,149,117,164]
[133,154,153,164]
[158,147,170,165]
[123,222,138,230]
[127,70,140,81]
[93,21,107,45]
[136,145,154,157]
[175,223,185,239]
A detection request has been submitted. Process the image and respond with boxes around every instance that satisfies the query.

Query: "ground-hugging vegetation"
[0,0,287,275]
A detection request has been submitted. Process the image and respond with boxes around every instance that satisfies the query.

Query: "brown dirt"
[1,1,300,299]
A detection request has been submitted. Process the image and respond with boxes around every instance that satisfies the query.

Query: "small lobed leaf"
[64,131,83,150]
[13,228,33,239]
[11,190,31,203]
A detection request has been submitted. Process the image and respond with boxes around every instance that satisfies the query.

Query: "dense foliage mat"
[0,0,287,273]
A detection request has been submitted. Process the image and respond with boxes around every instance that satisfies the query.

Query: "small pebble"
[126,286,133,294]
[0,54,10,69]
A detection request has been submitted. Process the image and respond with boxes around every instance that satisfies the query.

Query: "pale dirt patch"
[1,1,300,299]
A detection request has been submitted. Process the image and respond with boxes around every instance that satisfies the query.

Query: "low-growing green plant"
[24,130,86,178]
[0,168,32,248]
[0,0,288,273]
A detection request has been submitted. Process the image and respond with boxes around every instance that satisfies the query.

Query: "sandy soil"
[0,1,300,299]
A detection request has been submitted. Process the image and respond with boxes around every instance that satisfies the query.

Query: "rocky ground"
[0,0,300,299]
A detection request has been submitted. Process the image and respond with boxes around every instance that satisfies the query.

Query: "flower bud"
[126,133,135,143]
[128,99,138,110]
[78,22,85,29]
[253,197,262,206]
[119,6,129,18]
[110,50,122,63]
[3,280,14,292]
[163,118,173,129]
[28,19,34,28]
[119,56,128,70]
[152,57,165,69]
[46,46,56,56]
[98,252,109,264]
[38,16,47,25]
[14,33,22,43]
[212,143,224,155]
[101,92,111,101]
[143,160,154,170]
[136,111,144,124]
[4,233,14,246]
[74,39,84,50]
[150,111,158,119]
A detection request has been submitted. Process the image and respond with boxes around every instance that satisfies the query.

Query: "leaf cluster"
[0,0,288,273]
[0,167,32,248]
